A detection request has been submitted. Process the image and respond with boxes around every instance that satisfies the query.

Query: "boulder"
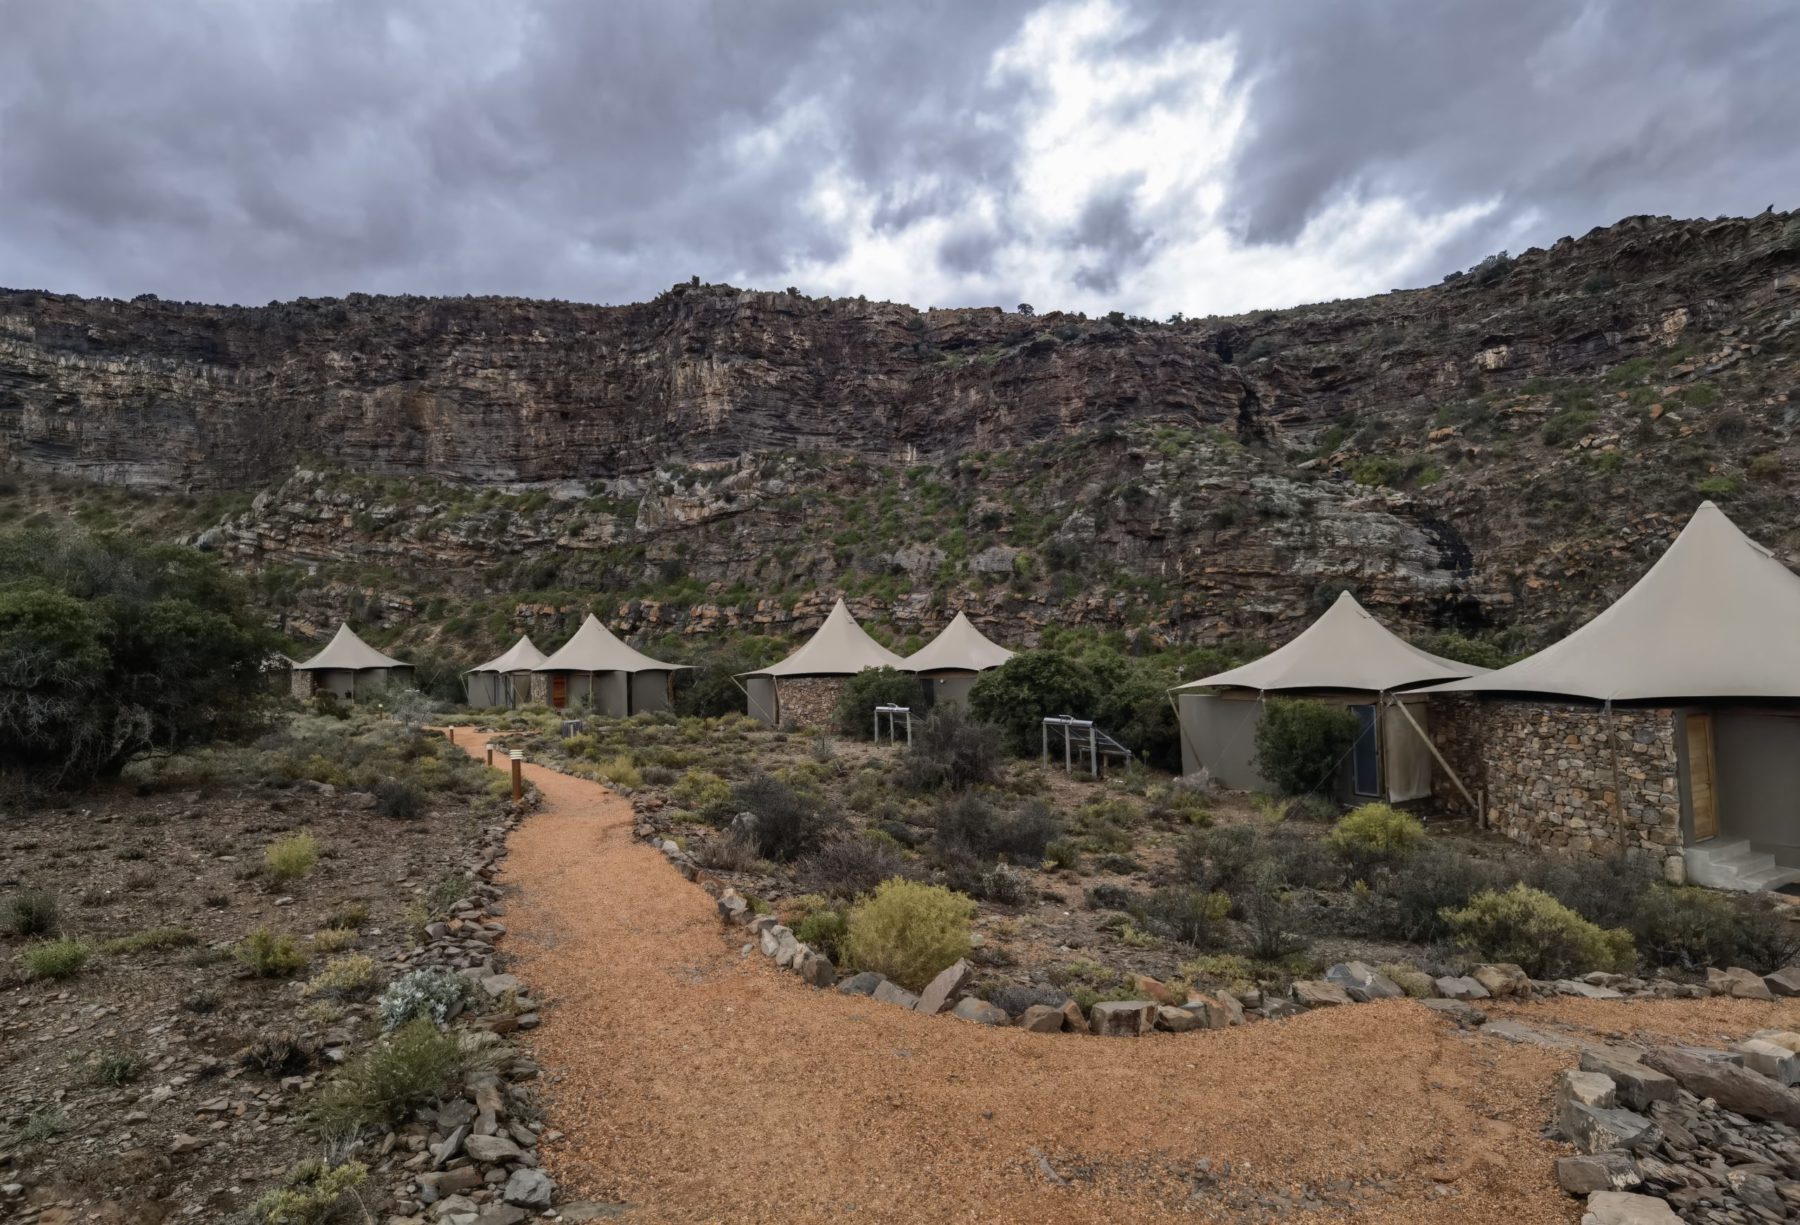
[1433,975,1490,1001]
[1471,963,1530,998]
[1642,1047,1800,1126]
[1751,1028,1800,1053]
[502,1169,555,1208]
[421,1167,484,1197]
[1578,1050,1677,1111]
[1562,1104,1657,1155]
[1580,1191,1680,1224]
[477,1206,529,1225]
[1735,1037,1800,1085]
[1324,961,1403,1002]
[872,980,921,1010]
[916,960,973,1016]
[1132,974,1176,1005]
[1417,997,1486,1027]
[1057,999,1087,1032]
[715,889,748,923]
[1762,965,1800,996]
[759,927,782,957]
[1188,992,1243,1028]
[1548,978,1623,999]
[798,951,836,988]
[1088,1001,1156,1037]
[1555,1069,1619,1136]
[1017,1004,1065,1033]
[950,997,1007,1026]
[1289,979,1352,1008]
[1154,1006,1204,1033]
[1261,997,1306,1020]
[1707,965,1774,1000]
[837,971,885,996]
[1555,1153,1641,1195]
[774,931,803,968]
[463,1134,525,1163]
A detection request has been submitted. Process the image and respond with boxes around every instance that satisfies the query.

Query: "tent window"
[1351,705,1381,798]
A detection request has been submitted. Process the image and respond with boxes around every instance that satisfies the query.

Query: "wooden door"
[551,674,568,709]
[1686,712,1718,841]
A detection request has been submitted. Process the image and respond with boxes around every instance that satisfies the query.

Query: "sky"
[1,0,1794,319]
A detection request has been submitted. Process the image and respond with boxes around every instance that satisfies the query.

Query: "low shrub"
[595,755,643,788]
[835,667,923,739]
[11,1107,68,1145]
[1145,779,1212,825]
[84,1049,144,1087]
[1379,846,1505,943]
[21,938,92,980]
[899,709,1004,791]
[1524,854,1652,930]
[240,1030,318,1076]
[798,833,913,899]
[250,1158,370,1225]
[264,833,320,883]
[931,793,1059,862]
[325,902,371,931]
[973,863,1036,907]
[1629,886,1800,974]
[1253,698,1358,795]
[307,1018,482,1136]
[1143,886,1231,948]
[236,928,308,977]
[691,832,760,873]
[671,768,734,823]
[181,989,223,1014]
[373,778,426,820]
[304,954,380,1000]
[1239,867,1308,961]
[732,773,838,861]
[6,887,59,937]
[1178,824,1263,896]
[1328,803,1426,880]
[100,926,199,955]
[1443,885,1636,977]
[793,907,850,962]
[843,878,976,991]
[1043,840,1080,872]
[378,966,474,1029]
[311,927,359,954]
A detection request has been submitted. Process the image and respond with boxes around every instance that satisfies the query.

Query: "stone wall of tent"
[739,600,909,729]
[1176,690,1440,805]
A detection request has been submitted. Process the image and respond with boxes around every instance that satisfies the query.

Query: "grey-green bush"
[1252,698,1359,795]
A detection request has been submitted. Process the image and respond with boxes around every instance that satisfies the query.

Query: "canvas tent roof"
[1173,591,1482,694]
[1426,501,1800,702]
[294,624,410,672]
[467,636,549,676]
[740,599,907,678]
[535,615,686,674]
[904,611,1014,674]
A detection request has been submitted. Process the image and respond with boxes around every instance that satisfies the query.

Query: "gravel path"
[462,734,1798,1224]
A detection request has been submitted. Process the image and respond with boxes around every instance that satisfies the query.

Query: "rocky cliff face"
[3,210,1798,653]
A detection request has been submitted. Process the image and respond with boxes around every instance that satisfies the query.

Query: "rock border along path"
[465,736,1800,1224]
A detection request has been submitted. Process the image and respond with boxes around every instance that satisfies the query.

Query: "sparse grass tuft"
[264,832,320,883]
[6,887,60,937]
[236,928,308,977]
[100,926,199,955]
[306,1018,491,1136]
[21,938,93,980]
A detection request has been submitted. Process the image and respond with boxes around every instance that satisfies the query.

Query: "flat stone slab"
[1579,1050,1678,1111]
[1556,1152,1641,1195]
[1434,975,1490,1001]
[1417,998,1486,1027]
[1581,1191,1680,1224]
[1480,1019,1579,1048]
[871,980,921,1010]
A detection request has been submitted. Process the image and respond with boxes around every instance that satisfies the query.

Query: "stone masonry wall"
[776,677,846,732]
[1439,700,1684,880]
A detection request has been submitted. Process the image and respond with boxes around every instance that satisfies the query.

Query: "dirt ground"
[468,733,1800,1224]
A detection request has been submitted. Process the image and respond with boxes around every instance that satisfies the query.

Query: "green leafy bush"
[236,928,308,977]
[843,878,975,991]
[968,651,1099,755]
[1328,803,1426,879]
[835,667,924,738]
[1253,698,1358,795]
[594,754,643,787]
[306,1018,482,1136]
[793,907,850,962]
[1443,885,1636,977]
[21,938,92,980]
[264,832,320,883]
[251,1158,369,1225]
[0,526,275,785]
[671,768,734,822]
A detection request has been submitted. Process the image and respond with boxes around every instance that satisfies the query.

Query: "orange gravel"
[462,735,1800,1224]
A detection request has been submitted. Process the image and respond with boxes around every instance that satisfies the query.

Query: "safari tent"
[533,615,686,716]
[1425,501,1800,890]
[738,599,908,729]
[1171,591,1482,803]
[903,611,1014,711]
[464,636,549,708]
[291,624,414,702]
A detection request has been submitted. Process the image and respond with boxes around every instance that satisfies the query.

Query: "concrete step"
[1686,839,1799,893]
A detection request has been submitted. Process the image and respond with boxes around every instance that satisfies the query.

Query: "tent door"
[1687,712,1719,841]
[551,675,568,709]
[1351,705,1381,798]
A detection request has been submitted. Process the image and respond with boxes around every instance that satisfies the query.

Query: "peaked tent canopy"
[1427,501,1800,702]
[904,611,1014,674]
[536,615,686,674]
[467,636,550,676]
[1174,591,1483,694]
[294,624,409,672]
[740,599,908,678]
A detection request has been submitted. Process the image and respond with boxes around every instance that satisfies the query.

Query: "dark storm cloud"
[0,0,1794,310]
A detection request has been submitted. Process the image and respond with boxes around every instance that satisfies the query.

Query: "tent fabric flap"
[1425,502,1800,702]
[740,599,908,679]
[1172,592,1483,695]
